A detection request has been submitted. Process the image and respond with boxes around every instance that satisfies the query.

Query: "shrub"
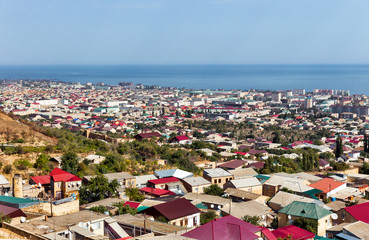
[3,165,12,174]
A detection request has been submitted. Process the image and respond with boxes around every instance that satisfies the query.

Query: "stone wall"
[23,199,79,216]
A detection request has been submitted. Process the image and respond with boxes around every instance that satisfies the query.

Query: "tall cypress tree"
[335,135,343,158]
[364,134,369,153]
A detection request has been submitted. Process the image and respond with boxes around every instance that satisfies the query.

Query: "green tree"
[79,174,119,203]
[90,205,108,214]
[114,202,138,215]
[61,151,79,175]
[125,188,145,202]
[203,184,224,196]
[0,213,11,224]
[293,218,317,234]
[200,211,217,225]
[272,131,281,143]
[335,135,343,158]
[364,134,369,153]
[34,153,51,171]
[241,215,262,226]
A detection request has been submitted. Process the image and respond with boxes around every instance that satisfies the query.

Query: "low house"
[340,221,369,240]
[147,177,180,190]
[85,154,106,164]
[203,168,234,189]
[278,201,333,236]
[217,159,247,170]
[134,132,161,141]
[84,172,136,188]
[0,204,26,224]
[139,187,176,198]
[262,175,313,197]
[50,168,82,199]
[339,201,369,224]
[170,135,192,145]
[140,198,200,228]
[309,178,347,201]
[154,169,193,180]
[228,168,258,180]
[221,200,274,227]
[182,215,263,240]
[181,176,211,194]
[319,159,330,170]
[272,225,315,240]
[0,175,10,194]
[224,188,269,204]
[224,177,262,195]
[135,174,157,189]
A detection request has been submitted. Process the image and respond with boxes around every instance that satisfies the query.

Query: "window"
[214,179,217,184]
[218,179,222,183]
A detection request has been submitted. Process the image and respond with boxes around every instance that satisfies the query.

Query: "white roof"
[0,175,9,185]
[204,168,233,178]
[135,174,157,185]
[182,176,211,187]
[228,177,261,188]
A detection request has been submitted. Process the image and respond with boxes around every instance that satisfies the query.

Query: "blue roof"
[335,233,360,240]
[154,169,193,179]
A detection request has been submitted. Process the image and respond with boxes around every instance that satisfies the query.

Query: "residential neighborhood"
[1,80,369,239]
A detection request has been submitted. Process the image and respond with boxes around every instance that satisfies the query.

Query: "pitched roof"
[174,135,190,141]
[203,168,233,178]
[0,204,27,218]
[123,201,140,209]
[182,215,261,240]
[309,178,345,193]
[345,202,369,223]
[30,175,51,185]
[148,177,180,185]
[218,160,246,169]
[272,225,315,240]
[279,201,332,220]
[136,132,161,138]
[228,177,261,188]
[143,198,200,221]
[50,168,81,182]
[154,169,193,179]
[139,187,176,196]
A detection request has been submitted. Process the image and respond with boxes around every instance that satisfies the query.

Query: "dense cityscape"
[0,79,369,239]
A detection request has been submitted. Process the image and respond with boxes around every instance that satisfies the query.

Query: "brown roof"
[136,132,161,139]
[142,198,200,221]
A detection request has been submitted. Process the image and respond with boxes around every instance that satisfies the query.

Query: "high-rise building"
[272,93,281,102]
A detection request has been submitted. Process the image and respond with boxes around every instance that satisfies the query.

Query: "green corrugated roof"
[195,203,208,210]
[254,174,270,184]
[137,206,150,212]
[303,189,323,200]
[0,195,39,204]
[279,201,332,220]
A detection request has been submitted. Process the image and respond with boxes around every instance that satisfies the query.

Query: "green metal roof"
[303,189,323,200]
[195,203,208,210]
[279,201,332,220]
[254,174,270,184]
[0,195,39,204]
[137,206,150,212]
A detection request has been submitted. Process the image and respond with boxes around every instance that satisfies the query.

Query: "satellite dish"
[331,213,338,220]
[20,217,26,223]
[288,215,292,220]
[217,205,221,210]
[211,204,214,209]
[261,215,266,220]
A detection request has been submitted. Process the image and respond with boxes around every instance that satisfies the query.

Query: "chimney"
[13,174,23,198]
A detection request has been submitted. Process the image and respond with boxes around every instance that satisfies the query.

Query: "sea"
[0,65,368,94]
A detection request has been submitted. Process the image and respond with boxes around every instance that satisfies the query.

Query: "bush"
[15,159,32,170]
[90,205,108,214]
[242,215,262,226]
[203,184,224,196]
[200,211,216,225]
[3,165,12,174]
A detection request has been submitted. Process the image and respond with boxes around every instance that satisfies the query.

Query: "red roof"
[139,187,176,196]
[272,225,314,240]
[218,160,246,169]
[148,177,180,185]
[123,201,140,209]
[174,135,190,141]
[345,202,369,223]
[30,175,50,185]
[235,151,247,155]
[50,168,81,182]
[182,215,262,240]
[309,178,345,193]
[142,198,200,221]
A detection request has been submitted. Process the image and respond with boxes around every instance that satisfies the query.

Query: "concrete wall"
[2,222,48,240]
[23,199,79,216]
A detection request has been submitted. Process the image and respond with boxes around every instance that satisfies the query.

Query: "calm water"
[0,65,368,94]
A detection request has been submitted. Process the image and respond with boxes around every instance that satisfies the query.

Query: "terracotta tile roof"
[309,178,345,193]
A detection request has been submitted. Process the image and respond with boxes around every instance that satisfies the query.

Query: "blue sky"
[0,0,369,64]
